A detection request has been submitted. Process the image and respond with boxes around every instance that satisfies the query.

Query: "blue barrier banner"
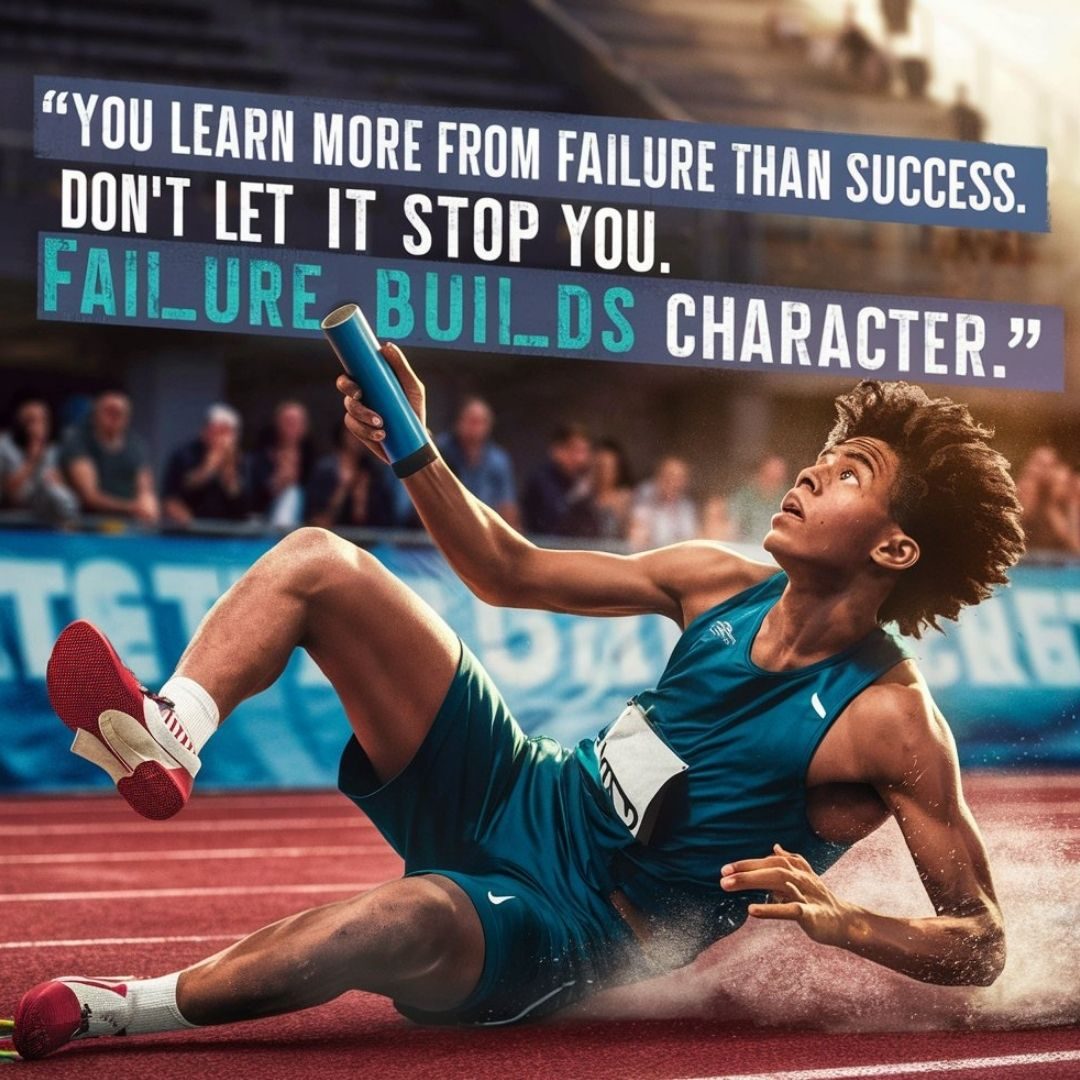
[0,529,1077,792]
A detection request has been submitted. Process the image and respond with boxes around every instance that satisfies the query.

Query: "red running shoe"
[47,620,200,820]
[13,977,133,1059]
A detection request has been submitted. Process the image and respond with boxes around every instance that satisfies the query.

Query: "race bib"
[596,701,689,844]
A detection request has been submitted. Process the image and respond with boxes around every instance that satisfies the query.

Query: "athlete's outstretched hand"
[337,342,427,465]
[720,843,853,947]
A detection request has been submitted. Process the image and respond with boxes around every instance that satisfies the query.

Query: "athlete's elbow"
[922,913,1005,987]
[468,576,513,607]
[464,533,537,608]
[971,962,1004,987]
[462,560,515,607]
[973,924,1006,986]
[961,953,1004,987]
[470,575,542,611]
[956,917,1006,987]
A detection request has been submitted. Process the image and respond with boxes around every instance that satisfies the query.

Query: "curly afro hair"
[824,381,1025,638]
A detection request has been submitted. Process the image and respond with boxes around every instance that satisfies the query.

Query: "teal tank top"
[572,569,915,958]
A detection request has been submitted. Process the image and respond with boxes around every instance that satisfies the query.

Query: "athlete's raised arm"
[336,346,762,623]
[720,680,1006,987]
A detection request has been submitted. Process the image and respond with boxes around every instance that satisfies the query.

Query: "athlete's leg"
[165,532,486,1005]
[24,528,489,1057]
[14,876,484,1059]
[176,875,482,1021]
[171,526,461,781]
[47,528,462,810]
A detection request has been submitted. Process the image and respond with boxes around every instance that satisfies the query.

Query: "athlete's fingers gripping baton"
[338,376,386,437]
[322,303,436,478]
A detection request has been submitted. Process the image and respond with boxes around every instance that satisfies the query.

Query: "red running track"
[2,773,1078,1079]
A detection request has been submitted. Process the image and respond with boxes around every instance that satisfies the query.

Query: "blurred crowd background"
[0,0,1077,556]
[4,387,1080,555]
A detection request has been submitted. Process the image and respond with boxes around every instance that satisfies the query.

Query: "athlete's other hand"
[337,343,427,465]
[719,843,854,947]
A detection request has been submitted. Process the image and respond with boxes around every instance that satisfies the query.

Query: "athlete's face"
[763,436,919,574]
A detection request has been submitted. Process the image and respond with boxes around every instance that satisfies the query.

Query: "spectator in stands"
[60,390,158,524]
[729,454,789,543]
[1015,444,1057,516]
[436,396,519,526]
[880,0,912,35]
[306,421,395,530]
[1017,446,1080,553]
[251,401,316,528]
[591,438,634,541]
[0,397,78,524]
[837,7,872,73]
[699,494,737,542]
[629,455,698,551]
[162,404,251,527]
[1046,462,1080,553]
[949,84,984,143]
[522,422,598,538]
[833,5,890,92]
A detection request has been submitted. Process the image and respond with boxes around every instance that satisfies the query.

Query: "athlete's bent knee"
[359,881,473,982]
[276,525,347,562]
[271,526,377,596]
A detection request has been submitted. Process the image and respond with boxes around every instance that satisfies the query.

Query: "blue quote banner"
[0,529,1077,793]
[34,76,1048,231]
[37,233,1064,390]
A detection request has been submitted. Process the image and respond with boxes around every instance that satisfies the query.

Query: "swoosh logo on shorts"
[487,891,516,905]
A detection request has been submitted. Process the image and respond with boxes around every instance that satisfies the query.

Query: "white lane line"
[0,815,373,836]
[4,845,394,865]
[0,934,242,950]
[0,882,382,903]
[686,1050,1080,1080]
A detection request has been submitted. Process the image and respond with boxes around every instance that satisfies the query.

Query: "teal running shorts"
[337,640,651,1025]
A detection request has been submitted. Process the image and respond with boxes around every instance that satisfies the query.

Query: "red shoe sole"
[13,981,83,1060]
[47,621,190,820]
[117,760,189,820]
[47,621,144,746]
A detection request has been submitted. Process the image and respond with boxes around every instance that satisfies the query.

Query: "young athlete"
[12,355,1025,1059]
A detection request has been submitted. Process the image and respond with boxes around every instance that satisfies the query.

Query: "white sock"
[125,972,198,1034]
[158,675,220,755]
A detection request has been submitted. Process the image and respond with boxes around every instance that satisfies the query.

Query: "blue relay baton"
[321,303,436,478]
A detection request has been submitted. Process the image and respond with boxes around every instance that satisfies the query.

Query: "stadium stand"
[0,0,1076,511]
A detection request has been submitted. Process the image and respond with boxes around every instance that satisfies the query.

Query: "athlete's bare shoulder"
[845,659,956,789]
[653,541,777,628]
